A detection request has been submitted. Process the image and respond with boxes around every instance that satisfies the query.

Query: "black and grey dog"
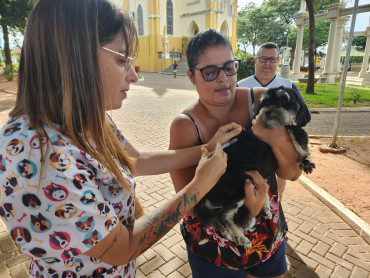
[194,86,315,248]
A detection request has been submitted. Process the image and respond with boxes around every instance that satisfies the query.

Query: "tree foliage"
[237,3,276,55]
[352,36,366,52]
[234,52,255,80]
[237,0,340,55]
[0,0,32,65]
[237,0,301,54]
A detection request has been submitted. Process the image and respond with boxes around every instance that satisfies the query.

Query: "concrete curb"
[310,107,370,112]
[298,175,370,244]
[309,135,370,139]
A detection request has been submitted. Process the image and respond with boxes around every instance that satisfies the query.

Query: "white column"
[323,19,338,74]
[359,26,370,78]
[291,10,308,80]
[332,18,346,73]
[362,74,370,85]
[293,25,305,75]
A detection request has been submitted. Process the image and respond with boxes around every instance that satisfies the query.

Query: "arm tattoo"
[183,191,198,208]
[132,191,195,253]
[129,190,199,260]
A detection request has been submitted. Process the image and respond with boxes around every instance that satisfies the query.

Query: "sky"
[237,0,370,53]
[237,0,370,32]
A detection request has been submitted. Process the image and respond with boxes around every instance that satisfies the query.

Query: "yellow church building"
[113,0,238,72]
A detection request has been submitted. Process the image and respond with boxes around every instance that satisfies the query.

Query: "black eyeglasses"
[257,57,279,63]
[192,59,241,82]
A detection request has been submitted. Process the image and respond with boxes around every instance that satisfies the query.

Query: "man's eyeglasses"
[100,46,135,72]
[192,59,241,82]
[257,57,279,64]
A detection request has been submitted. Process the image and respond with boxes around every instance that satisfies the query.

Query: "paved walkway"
[0,73,369,277]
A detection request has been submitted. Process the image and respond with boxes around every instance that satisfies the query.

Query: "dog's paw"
[299,158,315,174]
[233,235,252,248]
[259,208,272,219]
[264,210,272,219]
[221,227,252,248]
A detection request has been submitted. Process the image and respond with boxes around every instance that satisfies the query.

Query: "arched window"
[137,5,144,36]
[166,0,173,35]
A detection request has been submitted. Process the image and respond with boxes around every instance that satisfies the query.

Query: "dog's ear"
[293,91,311,127]
[255,88,274,118]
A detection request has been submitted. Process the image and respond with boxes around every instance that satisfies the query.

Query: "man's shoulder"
[275,75,291,82]
[268,75,293,88]
[237,75,258,87]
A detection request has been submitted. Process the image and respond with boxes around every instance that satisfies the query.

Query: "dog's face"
[62,270,77,278]
[0,202,15,221]
[18,159,36,179]
[62,248,80,266]
[6,139,24,156]
[95,202,110,217]
[31,213,51,232]
[29,247,47,257]
[22,193,42,208]
[75,216,94,231]
[255,86,311,128]
[11,227,32,244]
[105,216,118,232]
[108,185,121,197]
[49,231,69,248]
[73,174,88,189]
[49,152,71,172]
[82,230,100,246]
[43,183,68,201]
[80,192,96,204]
[55,203,77,219]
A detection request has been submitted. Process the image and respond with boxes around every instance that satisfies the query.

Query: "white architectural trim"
[148,15,161,18]
[187,0,200,5]
[181,9,228,17]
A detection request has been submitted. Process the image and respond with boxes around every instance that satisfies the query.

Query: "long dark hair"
[11,0,143,216]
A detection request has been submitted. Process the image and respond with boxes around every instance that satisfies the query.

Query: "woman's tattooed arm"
[128,189,199,261]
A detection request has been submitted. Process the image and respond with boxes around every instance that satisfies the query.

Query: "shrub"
[235,52,255,81]
[3,64,15,81]
[340,54,370,64]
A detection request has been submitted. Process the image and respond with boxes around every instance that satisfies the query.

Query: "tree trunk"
[290,45,296,70]
[305,0,316,95]
[1,24,12,66]
[252,39,256,56]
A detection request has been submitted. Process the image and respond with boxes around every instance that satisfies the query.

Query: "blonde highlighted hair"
[11,0,143,217]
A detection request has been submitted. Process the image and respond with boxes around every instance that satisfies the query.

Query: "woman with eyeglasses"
[0,2,243,277]
[169,29,302,278]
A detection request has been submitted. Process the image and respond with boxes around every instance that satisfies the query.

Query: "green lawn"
[294,83,370,108]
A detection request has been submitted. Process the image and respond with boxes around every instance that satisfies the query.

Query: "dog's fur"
[194,86,315,247]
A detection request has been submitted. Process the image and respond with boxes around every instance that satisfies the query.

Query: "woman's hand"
[251,116,289,146]
[205,123,242,152]
[243,170,269,218]
[193,143,227,194]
